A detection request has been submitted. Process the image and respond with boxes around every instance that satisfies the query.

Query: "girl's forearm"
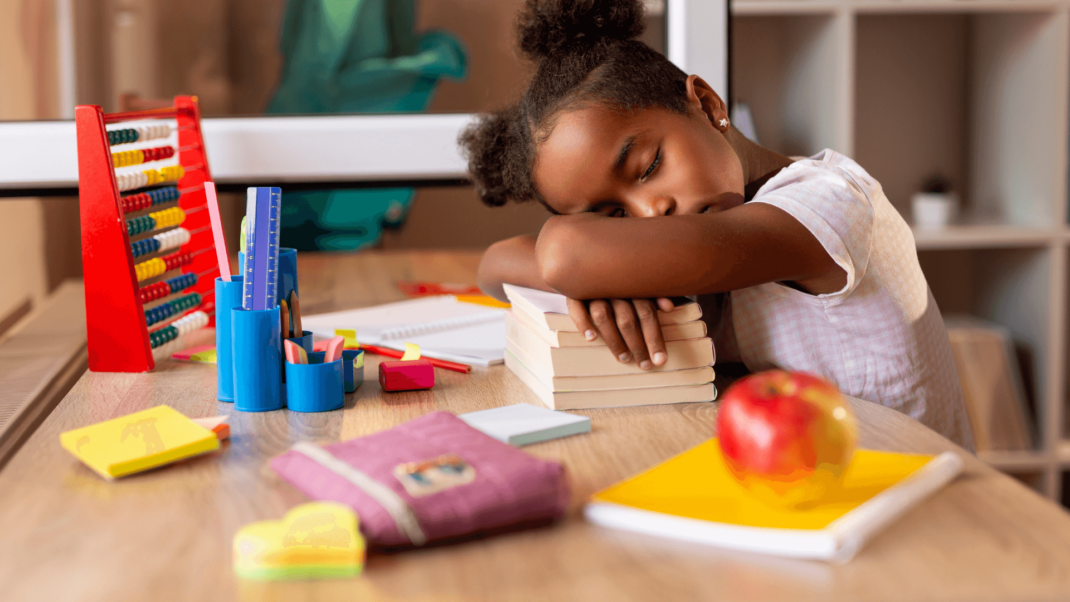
[534,205,838,300]
[477,235,553,301]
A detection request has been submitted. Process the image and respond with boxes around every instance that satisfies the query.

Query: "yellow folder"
[586,439,963,562]
[60,405,219,480]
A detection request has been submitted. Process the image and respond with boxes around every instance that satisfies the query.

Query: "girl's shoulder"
[756,149,880,205]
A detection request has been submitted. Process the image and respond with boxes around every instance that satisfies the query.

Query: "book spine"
[824,452,965,564]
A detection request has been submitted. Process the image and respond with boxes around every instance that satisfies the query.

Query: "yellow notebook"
[60,405,220,480]
[585,439,963,563]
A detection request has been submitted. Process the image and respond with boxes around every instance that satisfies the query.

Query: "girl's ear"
[685,75,729,132]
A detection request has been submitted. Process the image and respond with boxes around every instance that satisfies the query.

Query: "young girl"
[463,0,974,450]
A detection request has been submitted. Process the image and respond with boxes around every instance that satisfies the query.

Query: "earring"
[718,118,729,129]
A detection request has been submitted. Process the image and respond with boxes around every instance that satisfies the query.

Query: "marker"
[358,344,472,374]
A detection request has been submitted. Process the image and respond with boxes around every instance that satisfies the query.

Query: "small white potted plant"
[912,175,958,230]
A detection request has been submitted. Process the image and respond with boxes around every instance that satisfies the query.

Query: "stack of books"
[502,284,717,410]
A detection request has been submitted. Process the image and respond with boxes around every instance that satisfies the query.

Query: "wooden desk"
[1,250,1069,602]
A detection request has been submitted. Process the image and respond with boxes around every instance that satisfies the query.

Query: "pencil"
[357,344,473,374]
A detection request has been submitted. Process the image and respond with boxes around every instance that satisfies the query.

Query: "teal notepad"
[459,404,591,446]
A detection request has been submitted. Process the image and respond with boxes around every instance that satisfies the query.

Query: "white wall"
[0,0,49,323]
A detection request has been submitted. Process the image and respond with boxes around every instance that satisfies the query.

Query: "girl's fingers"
[566,298,599,342]
[656,297,676,312]
[588,300,631,363]
[634,298,668,366]
[611,299,651,369]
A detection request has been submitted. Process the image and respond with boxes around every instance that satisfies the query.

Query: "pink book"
[270,412,569,547]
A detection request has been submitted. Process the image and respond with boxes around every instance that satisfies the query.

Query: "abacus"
[77,96,220,372]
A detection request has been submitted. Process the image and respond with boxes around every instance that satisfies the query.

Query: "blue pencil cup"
[342,349,364,394]
[232,306,283,412]
[286,351,344,413]
[239,248,298,308]
[277,248,298,306]
[215,275,244,402]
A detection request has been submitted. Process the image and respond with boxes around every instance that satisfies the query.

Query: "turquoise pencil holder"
[286,351,344,413]
[214,275,243,402]
[342,349,364,394]
[232,306,283,412]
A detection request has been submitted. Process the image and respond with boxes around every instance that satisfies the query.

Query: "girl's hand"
[567,297,676,370]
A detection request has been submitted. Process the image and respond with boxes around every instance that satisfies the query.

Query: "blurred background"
[3,0,1070,506]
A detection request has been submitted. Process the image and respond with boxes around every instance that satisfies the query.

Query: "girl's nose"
[640,196,675,217]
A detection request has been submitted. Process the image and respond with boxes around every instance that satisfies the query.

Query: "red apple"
[716,370,857,509]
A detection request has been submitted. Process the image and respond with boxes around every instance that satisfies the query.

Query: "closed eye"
[641,148,661,182]
[587,201,628,217]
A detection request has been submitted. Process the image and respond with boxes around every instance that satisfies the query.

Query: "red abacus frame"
[77,96,220,372]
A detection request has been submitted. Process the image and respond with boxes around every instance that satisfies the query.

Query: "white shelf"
[733,0,1070,504]
[733,0,1068,16]
[733,1,840,15]
[0,113,475,191]
[912,225,1059,250]
[979,450,1051,471]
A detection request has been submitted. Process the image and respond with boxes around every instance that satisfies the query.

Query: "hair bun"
[517,0,646,61]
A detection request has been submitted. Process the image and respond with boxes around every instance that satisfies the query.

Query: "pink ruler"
[204,181,230,280]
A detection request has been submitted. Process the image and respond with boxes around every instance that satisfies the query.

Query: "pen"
[358,344,472,374]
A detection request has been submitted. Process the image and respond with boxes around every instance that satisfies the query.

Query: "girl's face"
[532,79,745,217]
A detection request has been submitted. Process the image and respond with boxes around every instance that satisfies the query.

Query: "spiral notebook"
[302,296,507,366]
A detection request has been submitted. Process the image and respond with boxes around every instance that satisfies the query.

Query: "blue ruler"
[242,187,282,311]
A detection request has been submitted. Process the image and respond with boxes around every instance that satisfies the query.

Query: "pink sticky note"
[204,181,230,281]
[325,335,345,363]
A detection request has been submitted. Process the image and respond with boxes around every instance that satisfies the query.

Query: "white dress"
[717,149,975,451]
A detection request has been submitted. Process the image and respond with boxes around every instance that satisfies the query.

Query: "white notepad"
[459,404,591,446]
[302,296,506,366]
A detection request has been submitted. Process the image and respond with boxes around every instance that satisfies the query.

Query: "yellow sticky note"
[190,348,217,363]
[234,502,364,580]
[59,405,219,480]
[335,329,359,349]
[401,343,421,361]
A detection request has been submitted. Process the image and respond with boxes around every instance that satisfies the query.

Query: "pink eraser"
[284,340,307,365]
[324,335,345,363]
[312,340,330,352]
[378,359,435,392]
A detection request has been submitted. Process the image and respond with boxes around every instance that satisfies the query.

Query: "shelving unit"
[732,0,1070,501]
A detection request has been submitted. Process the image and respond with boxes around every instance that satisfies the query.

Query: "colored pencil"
[358,344,472,374]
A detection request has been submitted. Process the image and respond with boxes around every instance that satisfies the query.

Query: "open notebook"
[302,296,506,366]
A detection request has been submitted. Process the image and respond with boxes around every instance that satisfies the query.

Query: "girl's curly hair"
[459,0,691,208]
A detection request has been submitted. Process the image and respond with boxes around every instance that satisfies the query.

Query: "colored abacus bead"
[163,251,192,271]
[135,257,167,282]
[139,281,169,303]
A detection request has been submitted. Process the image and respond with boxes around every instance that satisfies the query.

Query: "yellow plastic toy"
[233,502,365,580]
